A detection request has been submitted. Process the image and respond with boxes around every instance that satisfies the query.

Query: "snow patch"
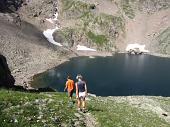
[77,45,96,51]
[43,26,62,46]
[126,43,149,53]
[43,10,62,46]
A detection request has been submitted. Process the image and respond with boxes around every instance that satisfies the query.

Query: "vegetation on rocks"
[156,27,170,54]
[59,0,125,51]
[87,31,108,45]
[61,0,90,19]
[57,0,170,54]
[121,0,135,19]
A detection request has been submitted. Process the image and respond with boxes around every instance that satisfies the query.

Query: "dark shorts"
[68,90,74,97]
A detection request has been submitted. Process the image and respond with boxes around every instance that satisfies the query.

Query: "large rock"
[0,54,15,87]
[0,0,24,12]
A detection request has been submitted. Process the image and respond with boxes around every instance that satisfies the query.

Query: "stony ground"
[0,12,75,87]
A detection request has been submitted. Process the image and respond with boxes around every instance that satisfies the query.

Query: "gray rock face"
[0,54,15,87]
[0,0,24,12]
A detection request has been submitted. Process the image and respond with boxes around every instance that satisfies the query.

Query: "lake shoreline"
[26,50,112,89]
[26,50,170,90]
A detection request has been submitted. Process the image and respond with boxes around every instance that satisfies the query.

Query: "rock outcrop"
[0,54,15,87]
[0,0,24,12]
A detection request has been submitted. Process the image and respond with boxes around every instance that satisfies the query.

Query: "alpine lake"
[31,54,170,96]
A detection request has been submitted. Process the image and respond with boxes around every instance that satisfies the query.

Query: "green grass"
[1,89,170,127]
[88,97,170,127]
[61,0,90,18]
[87,31,108,45]
[0,89,80,127]
[62,0,88,11]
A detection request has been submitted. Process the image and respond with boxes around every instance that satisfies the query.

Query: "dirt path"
[84,112,98,127]
[75,111,99,127]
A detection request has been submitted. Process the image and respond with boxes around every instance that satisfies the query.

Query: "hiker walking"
[76,74,87,112]
[64,75,74,100]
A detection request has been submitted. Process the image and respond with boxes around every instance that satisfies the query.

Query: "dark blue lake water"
[32,54,170,96]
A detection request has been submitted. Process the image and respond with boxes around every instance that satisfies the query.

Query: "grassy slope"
[0,89,83,127]
[88,96,170,127]
[1,89,170,127]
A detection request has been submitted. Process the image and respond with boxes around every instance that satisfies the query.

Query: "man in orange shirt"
[64,75,74,100]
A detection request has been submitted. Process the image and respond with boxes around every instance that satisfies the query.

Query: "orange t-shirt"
[65,79,74,91]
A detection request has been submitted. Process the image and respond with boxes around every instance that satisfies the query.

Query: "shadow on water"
[32,54,170,97]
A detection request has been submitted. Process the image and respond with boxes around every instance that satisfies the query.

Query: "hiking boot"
[77,108,81,112]
[81,108,85,113]
[82,108,87,113]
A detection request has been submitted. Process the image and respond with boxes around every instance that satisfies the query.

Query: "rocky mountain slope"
[17,0,170,53]
[0,1,71,87]
[0,0,170,87]
[53,0,170,53]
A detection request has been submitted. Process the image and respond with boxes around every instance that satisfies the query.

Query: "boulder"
[0,54,15,88]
